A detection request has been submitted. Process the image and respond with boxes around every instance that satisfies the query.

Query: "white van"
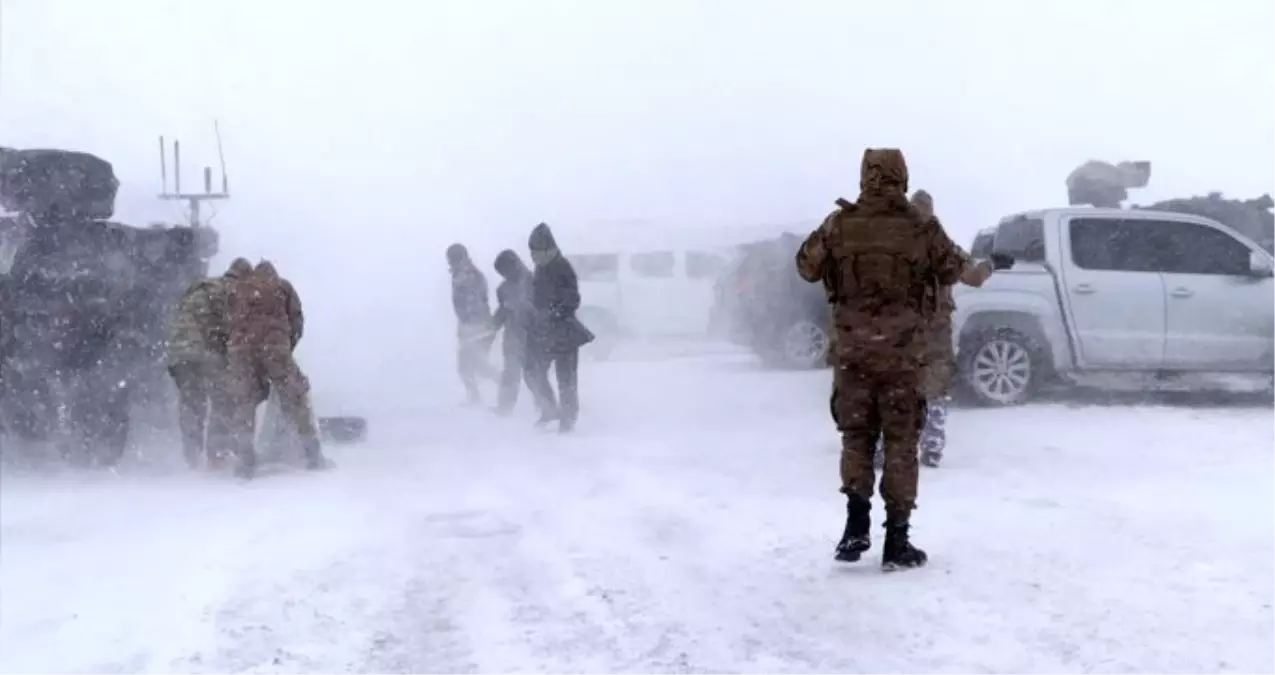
[554,224,793,358]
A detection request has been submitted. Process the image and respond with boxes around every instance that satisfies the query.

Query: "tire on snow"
[957,327,1043,407]
[761,318,830,370]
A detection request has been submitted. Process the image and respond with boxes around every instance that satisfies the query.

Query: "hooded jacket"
[795,149,971,372]
[527,223,594,353]
[492,249,535,339]
[448,246,492,326]
[166,257,252,366]
[911,190,958,395]
[227,260,300,349]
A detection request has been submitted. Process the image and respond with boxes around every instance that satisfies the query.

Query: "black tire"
[319,416,368,444]
[957,328,1042,407]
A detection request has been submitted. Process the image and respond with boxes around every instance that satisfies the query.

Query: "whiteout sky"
[2,0,1272,412]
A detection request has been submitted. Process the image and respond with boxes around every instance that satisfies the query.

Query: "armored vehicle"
[1,147,217,464]
[1066,159,1273,252]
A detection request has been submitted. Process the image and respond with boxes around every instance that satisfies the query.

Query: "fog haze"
[2,0,1272,411]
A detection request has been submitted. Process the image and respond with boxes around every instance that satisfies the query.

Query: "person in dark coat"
[447,243,497,405]
[525,223,593,433]
[490,249,542,416]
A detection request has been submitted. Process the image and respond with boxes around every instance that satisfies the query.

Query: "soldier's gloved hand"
[990,253,1015,271]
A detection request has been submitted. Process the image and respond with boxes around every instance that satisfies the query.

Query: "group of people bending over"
[448,223,594,434]
[166,257,330,478]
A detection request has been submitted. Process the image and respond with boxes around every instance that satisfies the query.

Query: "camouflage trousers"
[830,365,925,520]
[225,342,317,471]
[168,360,232,468]
[919,395,950,461]
[873,394,951,466]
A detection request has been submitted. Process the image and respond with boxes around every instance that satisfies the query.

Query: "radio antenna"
[156,122,230,227]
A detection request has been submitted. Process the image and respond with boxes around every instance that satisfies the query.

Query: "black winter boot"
[881,521,928,571]
[834,495,872,562]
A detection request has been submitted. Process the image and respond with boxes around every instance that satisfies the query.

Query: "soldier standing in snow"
[225,260,327,477]
[166,257,252,468]
[796,148,1006,570]
[525,223,593,433]
[257,264,310,464]
[447,243,497,405]
[912,190,957,468]
[869,189,960,470]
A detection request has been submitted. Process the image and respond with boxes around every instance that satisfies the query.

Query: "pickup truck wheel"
[776,319,830,370]
[962,330,1038,406]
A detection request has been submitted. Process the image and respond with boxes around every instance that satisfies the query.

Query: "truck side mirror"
[1248,251,1274,278]
[990,252,1016,271]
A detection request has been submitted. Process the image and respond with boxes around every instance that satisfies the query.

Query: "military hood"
[225,257,253,279]
[858,148,910,200]
[910,189,934,220]
[494,248,530,281]
[254,260,280,280]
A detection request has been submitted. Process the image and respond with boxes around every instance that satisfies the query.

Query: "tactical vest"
[824,204,932,371]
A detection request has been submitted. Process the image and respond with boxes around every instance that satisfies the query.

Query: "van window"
[571,254,619,282]
[630,251,676,278]
[686,250,728,280]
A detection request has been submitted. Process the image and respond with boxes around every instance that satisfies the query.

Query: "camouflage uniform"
[865,190,957,471]
[919,283,954,467]
[224,261,324,477]
[796,148,992,570]
[912,190,957,468]
[166,258,252,468]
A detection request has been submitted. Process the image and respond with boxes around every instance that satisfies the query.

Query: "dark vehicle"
[969,227,995,260]
[1066,159,1273,252]
[711,233,830,369]
[1138,193,1274,254]
[1,148,217,464]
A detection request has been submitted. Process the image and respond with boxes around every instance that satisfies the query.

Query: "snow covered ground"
[2,351,1272,674]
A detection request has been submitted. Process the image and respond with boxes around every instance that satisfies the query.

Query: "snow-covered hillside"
[2,352,1271,673]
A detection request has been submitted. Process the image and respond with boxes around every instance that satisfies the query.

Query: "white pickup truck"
[952,207,1275,405]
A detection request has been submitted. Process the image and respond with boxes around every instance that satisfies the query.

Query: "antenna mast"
[157,121,230,227]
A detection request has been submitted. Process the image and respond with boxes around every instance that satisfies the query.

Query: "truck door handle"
[1170,287,1195,298]
[1072,284,1096,295]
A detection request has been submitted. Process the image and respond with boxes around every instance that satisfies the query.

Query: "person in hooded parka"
[224,260,327,477]
[447,243,498,405]
[490,249,545,416]
[796,149,1008,570]
[166,257,252,468]
[525,223,593,433]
